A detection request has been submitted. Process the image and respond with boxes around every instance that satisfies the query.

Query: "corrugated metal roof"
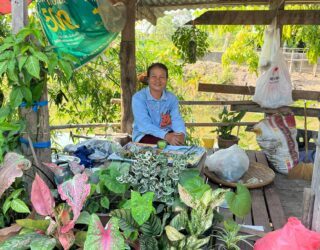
[136,0,320,24]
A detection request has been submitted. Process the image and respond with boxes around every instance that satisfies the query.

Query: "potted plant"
[211,106,246,149]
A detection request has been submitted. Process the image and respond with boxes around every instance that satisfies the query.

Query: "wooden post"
[12,0,28,34]
[302,188,315,229]
[120,0,136,134]
[311,129,320,231]
[12,0,53,188]
[270,0,284,45]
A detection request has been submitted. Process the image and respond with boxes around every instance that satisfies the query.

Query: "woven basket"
[204,161,275,189]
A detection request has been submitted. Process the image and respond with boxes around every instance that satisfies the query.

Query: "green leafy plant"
[0,152,31,228]
[110,191,162,250]
[172,25,209,63]
[214,220,253,250]
[225,183,251,218]
[164,184,228,249]
[84,161,130,214]
[211,106,246,140]
[117,151,191,204]
[0,19,74,160]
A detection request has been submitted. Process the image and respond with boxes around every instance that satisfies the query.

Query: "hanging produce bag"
[37,0,119,68]
[96,0,126,32]
[253,23,293,109]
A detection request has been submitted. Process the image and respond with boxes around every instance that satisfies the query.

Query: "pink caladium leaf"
[31,174,55,216]
[0,152,31,198]
[43,162,64,176]
[57,228,75,250]
[69,161,85,175]
[58,173,90,233]
[84,214,125,250]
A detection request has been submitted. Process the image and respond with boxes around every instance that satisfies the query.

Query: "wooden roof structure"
[136,0,320,25]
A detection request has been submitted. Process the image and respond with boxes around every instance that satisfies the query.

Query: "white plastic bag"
[254,113,299,174]
[254,26,293,109]
[205,145,249,182]
[259,25,274,68]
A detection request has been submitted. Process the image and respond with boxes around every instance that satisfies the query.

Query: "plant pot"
[217,135,239,149]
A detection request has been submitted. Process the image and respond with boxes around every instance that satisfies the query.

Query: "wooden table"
[200,150,287,250]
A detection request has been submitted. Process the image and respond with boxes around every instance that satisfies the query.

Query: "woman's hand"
[165,132,185,146]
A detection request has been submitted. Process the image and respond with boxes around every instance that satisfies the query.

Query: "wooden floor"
[201,150,307,250]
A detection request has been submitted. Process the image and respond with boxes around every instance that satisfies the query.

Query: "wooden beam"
[137,6,157,25]
[50,123,121,130]
[189,10,320,25]
[231,103,320,117]
[120,0,136,134]
[185,122,257,127]
[198,83,320,101]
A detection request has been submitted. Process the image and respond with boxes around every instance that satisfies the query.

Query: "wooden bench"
[200,150,286,249]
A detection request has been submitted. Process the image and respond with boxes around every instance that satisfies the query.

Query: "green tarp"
[37,0,118,67]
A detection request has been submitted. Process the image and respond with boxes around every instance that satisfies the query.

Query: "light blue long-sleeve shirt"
[132,87,186,142]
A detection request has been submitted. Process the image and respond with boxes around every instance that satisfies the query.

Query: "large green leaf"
[7,58,18,82]
[3,198,11,214]
[139,235,159,250]
[47,54,58,75]
[7,188,23,200]
[16,219,50,231]
[58,60,73,80]
[18,56,28,71]
[10,87,23,108]
[181,176,210,200]
[100,196,110,209]
[0,61,8,76]
[179,169,200,184]
[140,214,162,236]
[110,208,138,233]
[25,56,40,79]
[75,231,87,248]
[11,199,31,213]
[0,233,48,250]
[225,184,251,218]
[76,211,91,225]
[21,86,33,104]
[29,236,56,250]
[0,43,13,53]
[0,121,21,131]
[0,106,10,119]
[100,162,129,194]
[31,82,44,101]
[131,191,154,226]
[33,51,48,64]
[169,210,188,231]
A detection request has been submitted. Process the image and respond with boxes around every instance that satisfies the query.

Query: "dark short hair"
[147,63,168,78]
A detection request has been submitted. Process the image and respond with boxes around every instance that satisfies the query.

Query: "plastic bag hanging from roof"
[0,0,32,15]
[96,0,127,33]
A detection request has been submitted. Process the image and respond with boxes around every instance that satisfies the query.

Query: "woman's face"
[148,66,167,94]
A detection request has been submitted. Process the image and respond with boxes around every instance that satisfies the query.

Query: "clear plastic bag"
[254,26,293,109]
[96,0,127,32]
[205,145,249,182]
[254,217,320,250]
